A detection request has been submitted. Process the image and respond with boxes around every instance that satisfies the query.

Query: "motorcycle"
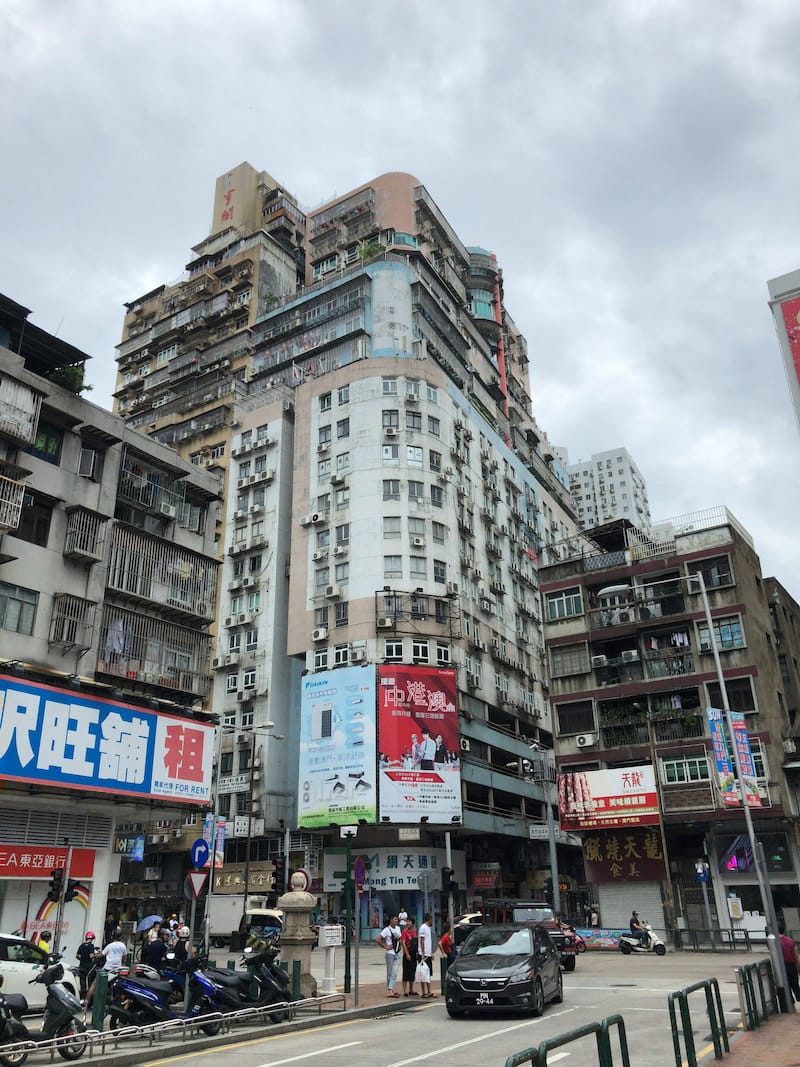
[203,941,292,1023]
[618,920,667,956]
[106,957,222,1035]
[0,963,87,1066]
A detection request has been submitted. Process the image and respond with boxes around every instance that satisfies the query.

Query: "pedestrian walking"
[379,915,402,997]
[401,917,419,996]
[75,932,97,999]
[418,912,436,998]
[438,923,456,968]
[779,922,800,1003]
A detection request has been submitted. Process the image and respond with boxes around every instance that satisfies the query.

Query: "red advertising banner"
[780,296,800,391]
[0,845,95,879]
[582,828,666,883]
[377,665,462,823]
[558,765,660,830]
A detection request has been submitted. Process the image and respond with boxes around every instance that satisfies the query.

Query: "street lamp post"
[526,749,561,916]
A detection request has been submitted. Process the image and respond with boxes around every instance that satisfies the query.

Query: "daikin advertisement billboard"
[297,665,377,828]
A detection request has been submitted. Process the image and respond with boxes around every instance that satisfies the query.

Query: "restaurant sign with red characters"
[558,765,659,831]
[582,827,667,883]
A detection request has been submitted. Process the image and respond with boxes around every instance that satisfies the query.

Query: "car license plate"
[474,992,494,1006]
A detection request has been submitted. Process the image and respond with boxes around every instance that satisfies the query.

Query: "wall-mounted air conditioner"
[317,443,329,454]
[312,627,328,642]
[301,514,313,527]
[621,649,639,663]
[466,673,479,689]
[446,581,459,595]
[160,503,176,519]
[312,550,328,562]
[576,733,597,748]
[411,537,425,548]
[331,473,345,486]
[312,512,329,525]
[325,585,340,599]
[333,545,347,556]
[384,427,398,437]
[460,737,471,752]
[377,617,394,629]
[699,641,711,653]
[591,655,608,668]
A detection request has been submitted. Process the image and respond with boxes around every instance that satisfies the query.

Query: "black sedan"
[444,924,563,1018]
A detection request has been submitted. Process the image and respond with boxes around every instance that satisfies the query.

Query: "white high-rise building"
[564,447,651,531]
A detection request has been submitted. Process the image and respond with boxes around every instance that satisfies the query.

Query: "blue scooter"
[203,941,292,1023]
[106,958,222,1034]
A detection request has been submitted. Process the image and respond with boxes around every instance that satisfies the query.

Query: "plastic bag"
[415,960,430,984]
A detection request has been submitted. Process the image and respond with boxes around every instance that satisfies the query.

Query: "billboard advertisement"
[706,706,760,807]
[0,675,214,803]
[377,665,462,824]
[297,664,377,828]
[558,765,659,831]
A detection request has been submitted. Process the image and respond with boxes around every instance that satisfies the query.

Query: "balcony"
[0,379,42,444]
[49,594,95,653]
[63,506,105,563]
[588,592,686,630]
[643,649,695,681]
[0,469,26,531]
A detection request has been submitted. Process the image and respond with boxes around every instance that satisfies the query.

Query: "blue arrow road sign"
[190,837,210,868]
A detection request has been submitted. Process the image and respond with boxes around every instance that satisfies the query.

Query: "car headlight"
[508,967,534,983]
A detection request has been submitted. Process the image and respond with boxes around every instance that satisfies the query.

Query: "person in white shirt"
[379,916,402,997]
[418,728,436,771]
[86,929,128,1008]
[417,912,436,997]
[398,908,408,929]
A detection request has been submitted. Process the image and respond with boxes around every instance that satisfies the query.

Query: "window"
[334,486,349,508]
[432,521,445,543]
[430,485,444,508]
[382,409,399,428]
[236,791,249,814]
[78,446,102,480]
[382,377,398,395]
[0,584,37,631]
[433,559,446,583]
[228,632,241,652]
[411,594,429,618]
[435,599,449,624]
[707,677,756,714]
[12,492,52,547]
[333,644,349,667]
[412,638,429,662]
[225,673,238,694]
[315,606,329,627]
[689,556,733,590]
[406,378,420,399]
[335,523,350,545]
[408,480,424,501]
[556,701,595,735]
[698,615,745,651]
[313,255,338,278]
[410,556,426,579]
[429,450,442,472]
[27,421,63,465]
[428,416,440,437]
[383,479,400,500]
[314,648,328,671]
[383,444,400,464]
[337,418,350,439]
[406,411,422,431]
[318,457,331,477]
[436,643,450,666]
[245,629,258,650]
[336,452,350,473]
[661,756,710,784]
[210,442,226,459]
[338,385,349,405]
[335,601,349,627]
[318,425,331,445]
[220,751,234,775]
[551,644,590,677]
[317,492,331,511]
[315,567,330,589]
[335,562,349,583]
[409,517,425,537]
[319,393,332,412]
[241,707,254,728]
[239,747,251,772]
[383,516,401,539]
[316,529,330,549]
[242,668,256,689]
[384,639,403,661]
[546,588,583,621]
[407,445,423,467]
[384,555,402,578]
[426,384,438,403]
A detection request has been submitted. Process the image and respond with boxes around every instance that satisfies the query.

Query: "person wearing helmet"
[86,928,128,1009]
[173,925,193,964]
[76,931,97,998]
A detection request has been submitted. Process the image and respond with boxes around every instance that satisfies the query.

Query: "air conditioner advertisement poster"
[558,765,659,830]
[377,665,462,824]
[297,665,377,828]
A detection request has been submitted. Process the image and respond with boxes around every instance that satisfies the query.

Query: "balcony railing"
[0,378,42,444]
[0,472,26,531]
[588,592,686,630]
[64,507,105,563]
[643,650,695,681]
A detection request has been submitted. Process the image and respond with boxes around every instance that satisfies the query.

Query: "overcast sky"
[3,0,800,596]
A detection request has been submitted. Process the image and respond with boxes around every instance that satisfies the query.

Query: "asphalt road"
[137,949,758,1067]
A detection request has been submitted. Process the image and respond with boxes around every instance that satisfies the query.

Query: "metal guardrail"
[672,927,752,952]
[504,1014,630,1067]
[735,959,777,1030]
[667,978,729,1066]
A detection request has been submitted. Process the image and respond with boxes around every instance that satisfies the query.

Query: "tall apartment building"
[560,446,651,531]
[113,165,584,915]
[0,295,221,940]
[540,508,798,935]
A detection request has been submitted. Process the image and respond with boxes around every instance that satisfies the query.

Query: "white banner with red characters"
[0,675,213,803]
[377,665,462,824]
[558,765,660,831]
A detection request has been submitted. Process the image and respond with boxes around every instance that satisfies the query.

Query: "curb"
[84,998,417,1066]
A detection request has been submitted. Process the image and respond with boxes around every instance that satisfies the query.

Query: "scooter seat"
[127,976,175,996]
[206,970,248,988]
[2,993,28,1015]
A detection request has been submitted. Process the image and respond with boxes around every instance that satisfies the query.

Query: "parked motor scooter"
[0,963,87,1066]
[203,939,292,1023]
[618,920,667,956]
[106,957,222,1035]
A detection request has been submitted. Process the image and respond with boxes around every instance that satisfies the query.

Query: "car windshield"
[512,906,554,924]
[461,927,532,957]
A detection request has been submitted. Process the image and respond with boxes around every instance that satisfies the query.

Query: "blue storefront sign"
[0,675,214,803]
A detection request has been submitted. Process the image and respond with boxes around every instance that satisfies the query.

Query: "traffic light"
[64,879,79,903]
[273,854,286,894]
[47,868,64,903]
[441,866,457,893]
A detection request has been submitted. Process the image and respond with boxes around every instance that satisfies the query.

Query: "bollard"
[440,956,447,993]
[292,959,301,1001]
[91,968,108,1032]
[227,959,236,971]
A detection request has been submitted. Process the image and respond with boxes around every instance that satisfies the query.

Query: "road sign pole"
[354,881,361,1007]
[344,832,352,994]
[184,892,197,1012]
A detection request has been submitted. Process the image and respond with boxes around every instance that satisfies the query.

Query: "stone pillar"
[277,873,318,998]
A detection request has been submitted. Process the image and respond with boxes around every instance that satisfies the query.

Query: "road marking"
[384,1007,577,1066]
[548,1055,570,1063]
[142,1020,365,1065]
[255,1041,362,1066]
[681,1021,743,1067]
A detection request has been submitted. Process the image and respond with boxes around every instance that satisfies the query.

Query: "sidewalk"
[726,1009,800,1066]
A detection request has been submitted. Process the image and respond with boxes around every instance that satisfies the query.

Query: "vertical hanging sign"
[706,706,761,808]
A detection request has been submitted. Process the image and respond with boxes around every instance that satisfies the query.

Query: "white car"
[0,934,78,1010]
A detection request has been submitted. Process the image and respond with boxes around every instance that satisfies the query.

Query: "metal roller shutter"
[597,881,665,935]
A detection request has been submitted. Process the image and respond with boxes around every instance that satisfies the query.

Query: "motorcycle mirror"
[165,952,176,960]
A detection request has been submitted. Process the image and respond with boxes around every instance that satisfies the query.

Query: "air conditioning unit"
[466,673,479,690]
[446,581,459,596]
[224,654,239,667]
[241,577,254,588]
[591,655,608,668]
[349,649,366,664]
[301,514,313,526]
[317,443,329,454]
[237,478,249,490]
[249,504,263,516]
[699,641,711,653]
[411,536,425,548]
[333,545,347,556]
[377,616,394,629]
[621,649,640,663]
[576,733,597,748]
[211,657,223,670]
[460,737,471,752]
[330,473,345,485]
[405,393,419,404]
[224,616,235,627]
[234,509,247,520]
[783,738,797,754]
[325,585,340,599]
[312,550,328,562]
[311,512,329,525]
[160,503,176,519]
[312,627,328,642]
[384,427,398,438]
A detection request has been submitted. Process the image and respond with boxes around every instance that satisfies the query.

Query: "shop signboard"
[321,846,465,893]
[297,665,377,828]
[376,665,462,823]
[0,845,95,879]
[202,813,226,867]
[114,833,145,861]
[0,675,214,803]
[581,827,666,883]
[558,765,659,830]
